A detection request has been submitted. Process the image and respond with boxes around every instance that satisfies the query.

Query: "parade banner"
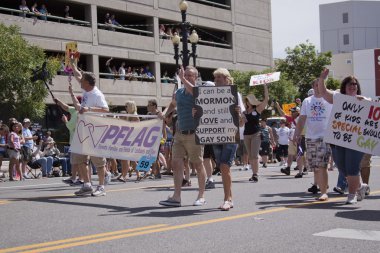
[324,93,380,155]
[193,85,239,144]
[249,72,281,86]
[282,103,297,116]
[71,113,163,161]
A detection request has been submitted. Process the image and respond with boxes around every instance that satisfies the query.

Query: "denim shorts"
[213,144,238,167]
[331,145,364,177]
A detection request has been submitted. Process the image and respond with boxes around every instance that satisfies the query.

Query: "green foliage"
[326,77,341,91]
[0,23,60,120]
[231,70,298,106]
[276,41,332,99]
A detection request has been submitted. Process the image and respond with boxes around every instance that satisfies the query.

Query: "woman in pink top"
[8,122,23,181]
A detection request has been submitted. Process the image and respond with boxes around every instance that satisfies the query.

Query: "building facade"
[0,0,273,109]
[320,0,380,54]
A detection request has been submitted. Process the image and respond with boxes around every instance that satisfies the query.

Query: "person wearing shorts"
[294,78,332,201]
[259,119,275,168]
[276,120,290,171]
[159,66,206,207]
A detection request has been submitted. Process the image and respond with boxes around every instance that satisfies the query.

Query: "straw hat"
[245,94,262,106]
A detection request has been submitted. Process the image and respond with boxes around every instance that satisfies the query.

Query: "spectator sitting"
[28,141,53,177]
[39,4,49,20]
[31,3,41,16]
[143,65,154,79]
[119,62,126,80]
[64,6,73,19]
[111,14,121,27]
[19,0,30,17]
[43,140,71,176]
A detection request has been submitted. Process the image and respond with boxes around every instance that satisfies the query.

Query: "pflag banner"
[70,113,163,161]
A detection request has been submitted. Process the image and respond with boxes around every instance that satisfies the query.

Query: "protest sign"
[65,42,78,68]
[324,93,380,155]
[70,113,163,161]
[282,103,297,116]
[249,72,281,86]
[193,85,239,144]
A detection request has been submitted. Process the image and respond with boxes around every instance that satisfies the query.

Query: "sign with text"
[71,114,163,161]
[193,85,239,144]
[324,93,380,155]
[65,41,78,68]
[249,72,281,86]
[282,103,297,116]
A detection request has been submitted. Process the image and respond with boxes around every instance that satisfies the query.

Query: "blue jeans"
[336,171,348,190]
[213,144,238,167]
[59,158,71,175]
[331,145,364,177]
[37,157,53,176]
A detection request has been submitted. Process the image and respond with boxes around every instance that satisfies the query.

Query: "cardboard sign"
[65,42,78,68]
[71,114,163,161]
[193,85,239,144]
[282,103,297,116]
[324,93,380,155]
[249,72,281,86]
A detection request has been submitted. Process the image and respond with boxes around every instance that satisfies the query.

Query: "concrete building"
[320,0,380,54]
[0,0,273,110]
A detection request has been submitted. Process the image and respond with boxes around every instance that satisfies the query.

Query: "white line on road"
[314,228,380,242]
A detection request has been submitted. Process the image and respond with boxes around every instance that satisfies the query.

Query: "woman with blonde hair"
[118,101,140,182]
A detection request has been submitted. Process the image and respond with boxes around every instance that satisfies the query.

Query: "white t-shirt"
[81,86,109,109]
[276,127,290,145]
[300,95,332,139]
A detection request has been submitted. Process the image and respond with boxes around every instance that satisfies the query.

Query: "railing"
[98,23,153,36]
[198,39,231,48]
[99,72,156,82]
[188,0,231,9]
[0,6,91,26]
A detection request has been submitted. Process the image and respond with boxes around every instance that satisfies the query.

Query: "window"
[346,59,352,64]
[343,13,348,23]
[343,34,349,45]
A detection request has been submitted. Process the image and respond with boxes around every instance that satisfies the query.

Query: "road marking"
[0,224,168,253]
[314,228,380,241]
[2,190,378,253]
[0,182,64,189]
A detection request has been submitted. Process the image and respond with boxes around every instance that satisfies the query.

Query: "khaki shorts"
[244,132,261,160]
[71,153,106,169]
[360,154,372,168]
[7,149,20,160]
[288,142,297,156]
[172,132,204,163]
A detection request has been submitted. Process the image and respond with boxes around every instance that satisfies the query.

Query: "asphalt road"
[0,158,379,253]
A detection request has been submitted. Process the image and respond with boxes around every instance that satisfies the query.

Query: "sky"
[271,0,347,59]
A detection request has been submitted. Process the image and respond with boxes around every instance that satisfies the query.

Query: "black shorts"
[298,136,306,153]
[278,144,288,157]
[259,142,270,156]
[203,144,214,159]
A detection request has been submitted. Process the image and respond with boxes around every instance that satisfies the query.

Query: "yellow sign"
[282,103,296,116]
[65,42,78,68]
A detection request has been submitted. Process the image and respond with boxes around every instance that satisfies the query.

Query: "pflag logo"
[311,101,326,117]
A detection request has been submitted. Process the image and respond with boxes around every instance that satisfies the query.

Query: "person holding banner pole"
[159,66,207,207]
[69,61,110,197]
[242,86,269,183]
[293,78,332,201]
[318,69,369,204]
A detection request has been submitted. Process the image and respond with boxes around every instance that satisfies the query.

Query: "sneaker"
[249,174,258,182]
[333,187,345,195]
[357,183,368,201]
[294,172,303,178]
[205,180,215,189]
[280,167,290,176]
[294,167,299,171]
[159,197,181,207]
[219,201,233,211]
[182,179,191,187]
[244,165,250,171]
[75,186,93,196]
[345,194,357,204]
[105,172,112,185]
[155,173,162,179]
[316,193,329,201]
[62,178,74,184]
[308,184,320,194]
[365,186,371,196]
[70,180,83,186]
[193,198,206,206]
[212,167,220,175]
[92,186,106,197]
[263,163,267,168]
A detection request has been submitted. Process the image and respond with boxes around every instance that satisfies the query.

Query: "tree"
[276,41,332,99]
[0,24,60,120]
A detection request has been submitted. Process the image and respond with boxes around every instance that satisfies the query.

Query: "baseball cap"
[290,107,300,112]
[23,118,31,123]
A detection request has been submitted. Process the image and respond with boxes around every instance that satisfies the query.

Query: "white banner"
[194,85,239,144]
[71,114,163,161]
[249,72,281,86]
[324,93,380,155]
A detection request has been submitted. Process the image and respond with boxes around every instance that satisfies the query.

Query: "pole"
[181,10,189,67]
[191,43,197,67]
[173,44,179,70]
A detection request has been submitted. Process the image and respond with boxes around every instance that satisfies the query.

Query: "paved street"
[0,159,379,253]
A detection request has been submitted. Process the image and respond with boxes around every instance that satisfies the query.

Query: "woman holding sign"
[318,70,369,204]
[242,86,269,183]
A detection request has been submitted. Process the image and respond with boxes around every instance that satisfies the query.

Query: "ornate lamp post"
[172,0,199,69]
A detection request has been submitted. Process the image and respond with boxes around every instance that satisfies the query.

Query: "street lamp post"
[172,0,199,69]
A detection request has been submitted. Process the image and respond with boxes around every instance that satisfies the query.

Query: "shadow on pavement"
[335,210,380,221]
[134,208,220,218]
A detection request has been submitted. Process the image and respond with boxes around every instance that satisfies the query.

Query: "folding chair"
[26,161,42,179]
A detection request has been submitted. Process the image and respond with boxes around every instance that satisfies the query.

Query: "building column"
[155,61,162,106]
[89,4,98,46]
[92,54,100,86]
[231,0,237,65]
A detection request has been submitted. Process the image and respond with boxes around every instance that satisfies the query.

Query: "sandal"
[117,177,127,183]
[316,194,329,201]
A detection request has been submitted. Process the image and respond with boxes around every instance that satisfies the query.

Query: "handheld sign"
[137,155,156,172]
[65,42,79,68]
[250,72,281,86]
[324,93,380,155]
[282,103,297,116]
[193,85,239,145]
